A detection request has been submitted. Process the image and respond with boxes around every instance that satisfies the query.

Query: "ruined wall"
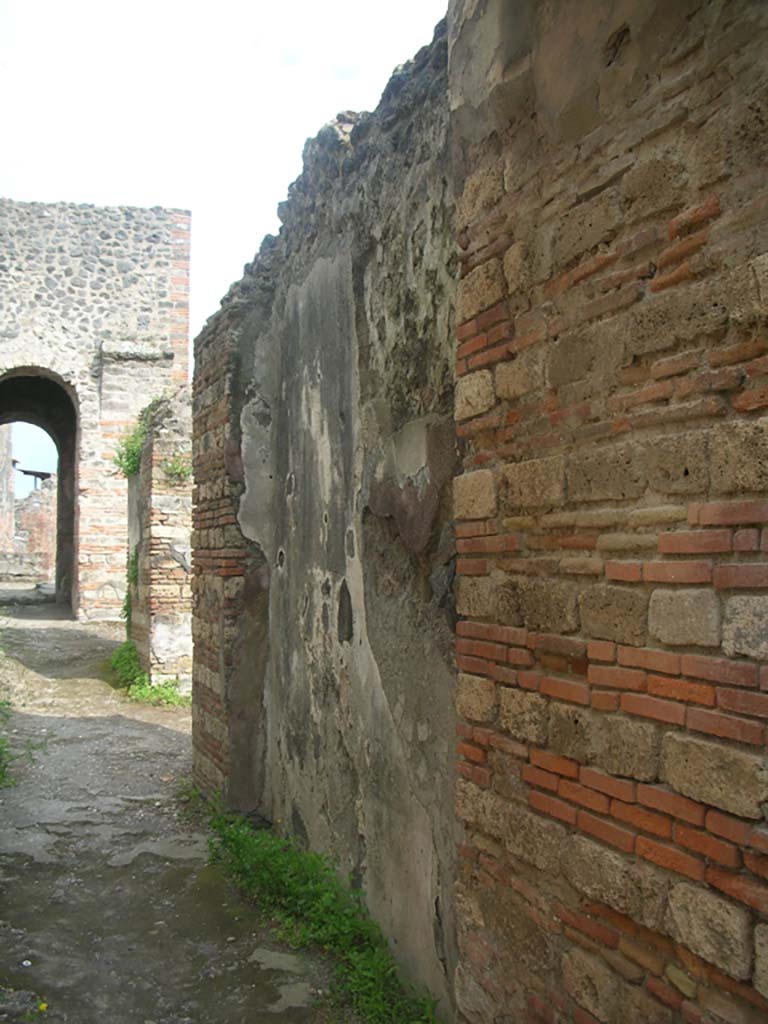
[0,199,190,617]
[449,1,768,1021]
[13,476,57,582]
[0,425,13,549]
[192,23,458,1007]
[129,392,192,686]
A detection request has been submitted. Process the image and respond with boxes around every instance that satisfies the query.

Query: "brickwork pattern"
[451,2,768,1021]
[130,392,192,685]
[14,477,56,581]
[191,312,248,793]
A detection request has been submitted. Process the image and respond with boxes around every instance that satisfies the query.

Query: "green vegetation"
[121,547,139,630]
[163,451,193,484]
[127,547,139,586]
[0,698,13,787]
[113,397,166,477]
[0,988,51,1021]
[108,640,190,708]
[208,809,439,1023]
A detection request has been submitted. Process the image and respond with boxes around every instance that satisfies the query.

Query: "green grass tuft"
[208,810,439,1023]
[108,640,190,708]
[163,452,193,484]
[0,699,13,788]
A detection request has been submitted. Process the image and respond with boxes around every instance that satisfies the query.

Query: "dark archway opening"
[0,373,78,610]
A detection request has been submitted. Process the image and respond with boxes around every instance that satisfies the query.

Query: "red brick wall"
[14,477,56,581]
[450,1,768,1020]
[191,311,249,794]
[130,391,192,684]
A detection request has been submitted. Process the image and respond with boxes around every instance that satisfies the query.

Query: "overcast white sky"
[1,0,447,493]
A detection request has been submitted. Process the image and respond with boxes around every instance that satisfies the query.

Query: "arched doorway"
[0,371,77,609]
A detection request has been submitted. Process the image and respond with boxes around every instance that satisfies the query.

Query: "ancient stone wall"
[128,391,192,686]
[448,1,768,1021]
[13,476,57,582]
[0,199,190,617]
[192,23,458,1007]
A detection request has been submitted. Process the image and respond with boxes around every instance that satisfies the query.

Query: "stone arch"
[0,367,78,608]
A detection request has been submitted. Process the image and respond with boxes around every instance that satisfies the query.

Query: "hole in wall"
[337,579,353,643]
[603,23,630,67]
[277,549,285,568]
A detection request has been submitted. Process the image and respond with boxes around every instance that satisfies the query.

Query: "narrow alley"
[0,592,327,1023]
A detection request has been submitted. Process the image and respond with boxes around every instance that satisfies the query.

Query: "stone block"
[454,963,498,1024]
[649,588,720,647]
[579,584,648,645]
[568,444,645,503]
[624,282,728,360]
[548,702,660,782]
[455,370,496,422]
[562,835,668,931]
[511,576,580,632]
[666,882,752,980]
[723,595,768,660]
[562,947,619,1023]
[489,750,526,803]
[548,702,593,764]
[552,189,622,268]
[593,715,661,782]
[457,161,504,227]
[454,469,496,520]
[495,346,544,401]
[548,324,622,388]
[456,259,506,323]
[505,805,566,874]
[644,432,709,495]
[755,924,768,999]
[662,732,768,819]
[502,455,565,512]
[620,155,687,224]
[502,241,529,296]
[711,419,768,494]
[457,673,496,723]
[499,688,549,743]
[455,576,497,619]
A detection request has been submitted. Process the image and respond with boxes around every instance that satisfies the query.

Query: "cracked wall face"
[192,22,458,1009]
[0,200,190,617]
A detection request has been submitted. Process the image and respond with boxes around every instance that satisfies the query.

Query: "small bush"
[108,640,190,708]
[209,811,439,1022]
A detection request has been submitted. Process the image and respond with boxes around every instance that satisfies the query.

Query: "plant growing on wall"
[112,397,166,477]
[163,451,192,484]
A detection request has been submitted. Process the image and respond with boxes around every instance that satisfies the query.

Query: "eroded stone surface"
[665,883,753,980]
[649,588,721,647]
[662,732,768,819]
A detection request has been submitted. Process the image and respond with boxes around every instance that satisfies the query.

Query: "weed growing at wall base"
[108,640,190,708]
[208,809,439,1023]
[0,699,14,787]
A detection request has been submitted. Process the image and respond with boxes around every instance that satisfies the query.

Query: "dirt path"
[0,597,324,1024]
